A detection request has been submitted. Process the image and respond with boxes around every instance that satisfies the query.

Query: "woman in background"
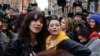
[78,27,100,56]
[89,13,100,33]
[60,16,79,42]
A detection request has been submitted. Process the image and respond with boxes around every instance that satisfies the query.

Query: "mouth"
[52,30,57,32]
[34,27,41,30]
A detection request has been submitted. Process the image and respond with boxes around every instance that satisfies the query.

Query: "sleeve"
[0,42,5,56]
[90,40,100,56]
[57,39,91,56]
[0,39,21,56]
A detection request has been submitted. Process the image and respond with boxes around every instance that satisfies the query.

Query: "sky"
[36,0,48,11]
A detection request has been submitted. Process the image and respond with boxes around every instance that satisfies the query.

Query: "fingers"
[32,51,36,56]
[30,53,33,56]
[30,51,36,56]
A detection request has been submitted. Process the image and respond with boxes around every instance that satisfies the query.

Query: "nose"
[53,25,57,29]
[36,20,41,26]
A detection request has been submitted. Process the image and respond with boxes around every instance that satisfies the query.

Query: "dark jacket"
[0,39,44,56]
[0,32,8,50]
[57,39,91,56]
[67,31,80,42]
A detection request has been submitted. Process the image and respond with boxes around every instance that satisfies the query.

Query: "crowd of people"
[0,7,100,56]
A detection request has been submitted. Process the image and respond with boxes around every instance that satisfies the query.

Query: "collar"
[46,31,69,50]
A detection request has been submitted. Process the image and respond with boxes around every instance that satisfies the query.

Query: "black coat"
[57,39,91,56]
[0,39,91,56]
[0,39,45,56]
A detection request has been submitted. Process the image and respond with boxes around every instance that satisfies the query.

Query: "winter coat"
[0,38,45,56]
[46,31,91,56]
[85,37,100,56]
[57,39,91,56]
[0,32,8,50]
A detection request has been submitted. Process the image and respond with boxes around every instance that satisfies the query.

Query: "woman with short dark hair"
[45,18,91,56]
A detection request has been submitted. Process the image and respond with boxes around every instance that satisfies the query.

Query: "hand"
[30,51,36,56]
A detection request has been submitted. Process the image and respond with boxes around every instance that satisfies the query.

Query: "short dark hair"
[78,27,91,38]
[47,16,60,28]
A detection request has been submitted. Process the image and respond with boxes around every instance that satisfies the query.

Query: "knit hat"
[90,13,100,24]
[75,12,83,16]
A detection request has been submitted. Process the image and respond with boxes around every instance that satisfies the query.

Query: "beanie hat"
[90,13,100,24]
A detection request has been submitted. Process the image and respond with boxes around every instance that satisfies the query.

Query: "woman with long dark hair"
[89,13,100,33]
[0,10,47,56]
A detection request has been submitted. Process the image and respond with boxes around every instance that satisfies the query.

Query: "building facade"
[48,0,100,16]
[48,0,62,16]
[0,0,20,8]
[0,0,37,12]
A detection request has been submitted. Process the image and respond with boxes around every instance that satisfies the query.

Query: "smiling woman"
[36,0,48,10]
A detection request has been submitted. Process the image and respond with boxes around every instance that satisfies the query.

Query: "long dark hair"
[19,10,47,43]
[88,19,100,33]
[92,22,100,32]
[13,13,27,33]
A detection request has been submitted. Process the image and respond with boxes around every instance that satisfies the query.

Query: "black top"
[0,38,44,56]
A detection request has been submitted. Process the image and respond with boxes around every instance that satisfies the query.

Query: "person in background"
[89,13,100,33]
[0,10,48,56]
[10,13,27,42]
[86,12,94,24]
[78,27,100,56]
[22,8,29,14]
[74,12,83,21]
[2,7,17,42]
[60,16,73,33]
[46,18,91,56]
[73,19,86,42]
[4,7,15,31]
[0,12,8,50]
[60,16,79,42]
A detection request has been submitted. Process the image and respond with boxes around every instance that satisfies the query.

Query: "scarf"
[46,31,69,50]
